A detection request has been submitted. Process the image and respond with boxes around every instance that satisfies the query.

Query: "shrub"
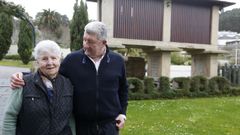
[160,91,176,99]
[190,76,208,94]
[159,76,170,92]
[174,89,190,97]
[208,76,231,95]
[0,12,13,60]
[18,20,33,64]
[4,54,21,60]
[171,52,190,65]
[127,77,144,94]
[144,77,157,94]
[4,54,34,61]
[172,77,191,91]
[230,87,240,96]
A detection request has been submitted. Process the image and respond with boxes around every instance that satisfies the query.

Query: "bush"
[230,87,240,96]
[4,54,21,60]
[159,76,170,92]
[144,77,157,94]
[127,75,234,100]
[208,76,231,95]
[190,76,208,93]
[160,91,176,99]
[172,77,191,91]
[18,20,33,64]
[171,52,189,65]
[0,13,13,60]
[127,77,144,94]
[4,54,34,61]
[174,89,190,97]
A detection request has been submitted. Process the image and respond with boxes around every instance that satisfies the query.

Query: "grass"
[0,59,32,68]
[121,97,240,135]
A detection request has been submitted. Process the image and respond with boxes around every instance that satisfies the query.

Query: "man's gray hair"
[84,21,107,40]
[33,40,61,59]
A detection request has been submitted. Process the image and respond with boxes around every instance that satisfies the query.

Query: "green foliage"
[126,48,145,57]
[219,8,240,33]
[127,77,144,93]
[159,76,170,92]
[18,20,33,64]
[208,76,231,95]
[143,77,156,94]
[171,52,190,65]
[70,0,89,51]
[4,54,21,60]
[174,89,190,97]
[172,77,191,91]
[126,76,239,100]
[230,87,240,96]
[190,76,208,93]
[0,0,25,18]
[4,54,34,61]
[0,12,13,60]
[36,9,63,38]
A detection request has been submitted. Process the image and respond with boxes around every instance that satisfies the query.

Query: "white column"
[162,0,172,42]
[211,6,219,45]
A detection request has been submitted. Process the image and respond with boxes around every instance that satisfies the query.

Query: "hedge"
[127,76,240,100]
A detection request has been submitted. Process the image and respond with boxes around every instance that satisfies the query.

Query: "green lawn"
[121,97,240,135]
[0,60,32,68]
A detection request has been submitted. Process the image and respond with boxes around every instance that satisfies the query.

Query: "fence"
[218,64,240,86]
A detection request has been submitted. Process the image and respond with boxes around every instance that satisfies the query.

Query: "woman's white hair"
[33,40,61,59]
[84,21,107,40]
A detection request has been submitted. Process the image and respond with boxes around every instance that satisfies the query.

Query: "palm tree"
[37,9,61,35]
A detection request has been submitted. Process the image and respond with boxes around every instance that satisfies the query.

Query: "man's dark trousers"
[76,121,119,135]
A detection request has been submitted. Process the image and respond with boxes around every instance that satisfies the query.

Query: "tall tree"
[70,0,89,51]
[219,8,240,33]
[0,12,13,60]
[36,9,62,38]
[18,19,33,64]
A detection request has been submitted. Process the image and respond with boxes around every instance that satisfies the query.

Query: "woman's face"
[37,51,60,78]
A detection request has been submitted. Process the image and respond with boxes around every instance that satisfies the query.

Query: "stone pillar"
[146,51,171,79]
[191,53,218,78]
[211,6,219,45]
[163,0,172,42]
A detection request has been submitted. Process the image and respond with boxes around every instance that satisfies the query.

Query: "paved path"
[0,66,30,134]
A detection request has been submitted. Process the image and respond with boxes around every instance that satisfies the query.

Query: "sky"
[5,0,98,20]
[4,0,240,20]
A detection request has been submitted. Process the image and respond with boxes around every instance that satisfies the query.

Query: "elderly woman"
[2,40,74,135]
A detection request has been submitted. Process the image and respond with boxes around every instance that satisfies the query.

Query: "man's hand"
[10,72,25,89]
[115,114,126,129]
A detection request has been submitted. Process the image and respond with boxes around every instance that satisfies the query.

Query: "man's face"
[37,51,60,78]
[83,32,106,58]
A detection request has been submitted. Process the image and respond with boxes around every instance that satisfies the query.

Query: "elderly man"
[11,21,129,135]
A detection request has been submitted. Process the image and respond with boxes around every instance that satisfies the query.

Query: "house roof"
[181,0,235,8]
[86,0,235,8]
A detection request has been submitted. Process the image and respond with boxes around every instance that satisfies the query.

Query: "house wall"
[171,1,212,44]
[101,0,219,51]
[97,0,223,78]
[113,0,164,41]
